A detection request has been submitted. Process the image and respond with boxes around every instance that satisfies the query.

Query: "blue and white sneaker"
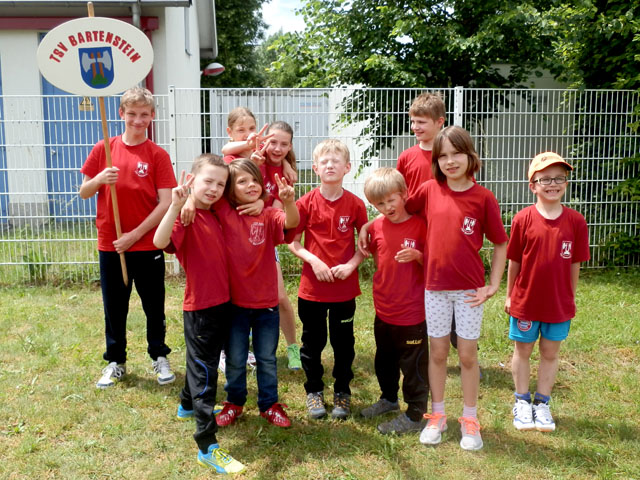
[197,444,246,474]
[177,404,194,421]
[533,402,556,432]
[512,399,535,431]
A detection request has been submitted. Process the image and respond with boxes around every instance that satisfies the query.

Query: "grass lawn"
[1,270,639,480]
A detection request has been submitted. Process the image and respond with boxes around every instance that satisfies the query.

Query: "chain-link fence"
[1,87,638,283]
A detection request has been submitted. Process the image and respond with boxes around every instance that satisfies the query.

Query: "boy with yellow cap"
[505,152,590,432]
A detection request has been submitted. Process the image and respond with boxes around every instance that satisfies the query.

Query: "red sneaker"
[260,403,291,428]
[215,402,243,427]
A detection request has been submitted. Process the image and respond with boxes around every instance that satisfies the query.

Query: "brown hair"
[431,126,481,183]
[226,158,267,208]
[227,107,256,129]
[267,121,297,173]
[120,86,155,112]
[364,168,407,204]
[409,92,445,121]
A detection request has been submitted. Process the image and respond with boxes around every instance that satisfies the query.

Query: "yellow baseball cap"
[528,152,573,181]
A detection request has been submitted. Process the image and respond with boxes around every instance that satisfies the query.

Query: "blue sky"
[262,0,306,36]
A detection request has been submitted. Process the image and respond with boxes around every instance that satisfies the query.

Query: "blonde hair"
[432,126,481,183]
[267,121,297,173]
[191,153,227,175]
[226,158,267,208]
[227,107,256,129]
[120,86,155,112]
[409,92,445,121]
[364,168,407,204]
[312,139,350,164]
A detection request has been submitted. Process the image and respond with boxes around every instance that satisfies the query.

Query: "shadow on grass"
[220,413,427,480]
[484,414,640,477]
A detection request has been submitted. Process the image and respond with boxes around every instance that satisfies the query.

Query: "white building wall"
[0,31,49,223]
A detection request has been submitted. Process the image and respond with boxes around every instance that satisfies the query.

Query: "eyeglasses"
[532,176,567,185]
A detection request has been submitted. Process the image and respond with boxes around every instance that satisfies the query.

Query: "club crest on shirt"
[249,222,265,246]
[135,161,149,177]
[338,216,350,232]
[403,238,416,249]
[265,180,276,195]
[560,240,573,259]
[461,216,477,235]
[517,319,533,332]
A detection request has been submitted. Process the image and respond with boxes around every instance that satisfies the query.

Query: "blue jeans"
[224,304,280,412]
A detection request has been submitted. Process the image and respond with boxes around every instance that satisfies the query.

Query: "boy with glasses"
[505,152,590,432]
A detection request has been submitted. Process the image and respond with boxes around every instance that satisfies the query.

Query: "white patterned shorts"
[424,290,484,340]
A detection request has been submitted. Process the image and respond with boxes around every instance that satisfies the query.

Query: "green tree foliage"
[270,0,559,88]
[255,30,304,87]
[201,0,267,87]
[544,0,640,89]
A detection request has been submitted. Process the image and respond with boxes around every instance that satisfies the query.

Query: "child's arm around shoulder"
[154,171,193,249]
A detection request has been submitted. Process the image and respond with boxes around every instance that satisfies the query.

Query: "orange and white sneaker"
[458,417,483,451]
[215,402,243,427]
[419,412,448,445]
[260,402,291,428]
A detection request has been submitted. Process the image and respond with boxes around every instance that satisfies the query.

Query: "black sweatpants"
[99,250,170,364]
[298,297,356,395]
[180,302,231,453]
[374,316,429,422]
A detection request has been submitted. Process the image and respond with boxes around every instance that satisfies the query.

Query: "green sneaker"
[197,444,245,474]
[286,343,302,370]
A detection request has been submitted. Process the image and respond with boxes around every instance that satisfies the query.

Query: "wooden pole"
[88,2,129,286]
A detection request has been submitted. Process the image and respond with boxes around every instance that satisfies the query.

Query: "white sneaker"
[533,402,556,432]
[152,356,175,385]
[512,399,535,431]
[419,412,448,445]
[458,417,483,451]
[247,351,256,370]
[218,351,226,374]
[96,362,126,388]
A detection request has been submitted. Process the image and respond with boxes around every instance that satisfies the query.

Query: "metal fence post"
[167,85,180,275]
[454,86,464,126]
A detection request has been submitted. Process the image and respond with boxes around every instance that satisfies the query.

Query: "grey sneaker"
[361,398,400,418]
[331,393,351,420]
[306,392,327,419]
[96,362,126,388]
[152,356,176,385]
[377,413,424,435]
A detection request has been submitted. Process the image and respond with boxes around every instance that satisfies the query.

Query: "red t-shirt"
[406,180,508,291]
[294,188,368,302]
[264,163,284,207]
[164,210,230,311]
[397,144,433,196]
[369,215,427,325]
[507,205,590,323]
[81,136,177,252]
[215,201,286,309]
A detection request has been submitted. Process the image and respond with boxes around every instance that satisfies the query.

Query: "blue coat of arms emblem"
[79,47,114,89]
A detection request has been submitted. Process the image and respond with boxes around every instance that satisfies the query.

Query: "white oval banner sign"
[37,17,153,96]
